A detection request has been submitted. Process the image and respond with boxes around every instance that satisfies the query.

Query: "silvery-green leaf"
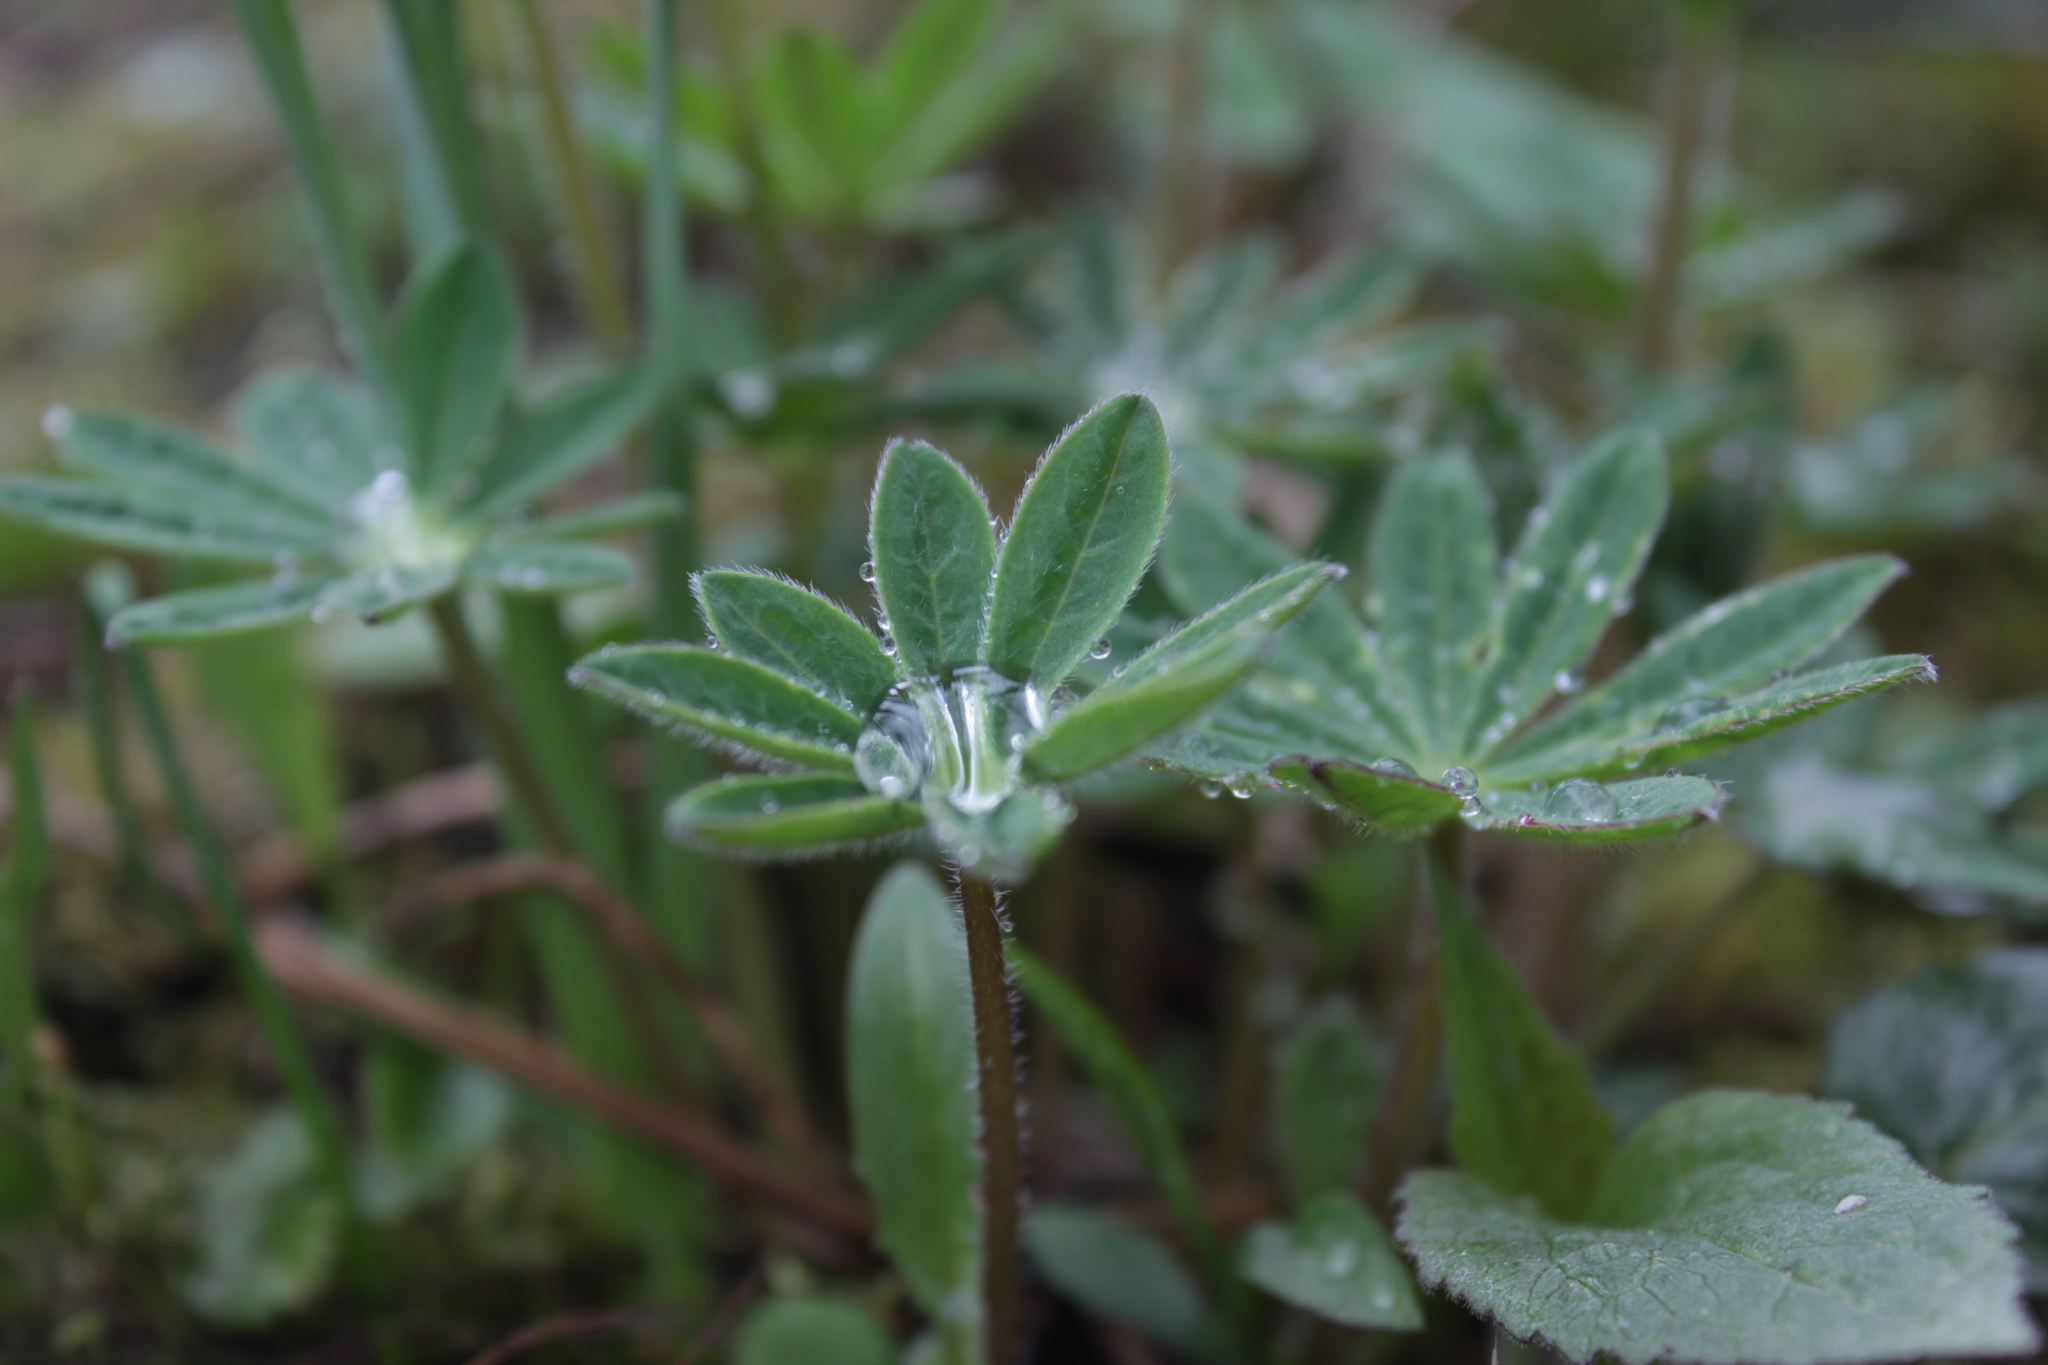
[570,644,862,770]
[1490,556,1905,781]
[1397,1090,2040,1365]
[1240,1191,1422,1331]
[1825,949,2048,1288]
[233,367,388,502]
[183,1109,339,1326]
[465,368,647,521]
[106,575,342,645]
[463,539,634,596]
[847,864,982,1350]
[1478,775,1723,844]
[1166,237,1280,363]
[986,394,1169,686]
[696,570,898,718]
[1912,700,2048,812]
[1370,451,1496,763]
[733,1296,895,1365]
[1274,757,1462,835]
[868,439,997,676]
[388,243,517,493]
[1251,246,1422,368]
[1466,432,1665,756]
[666,774,923,855]
[1024,1205,1219,1362]
[0,476,324,564]
[1023,562,1342,783]
[529,490,685,539]
[53,409,343,535]
[1275,999,1380,1206]
[315,561,459,624]
[1436,862,1611,1220]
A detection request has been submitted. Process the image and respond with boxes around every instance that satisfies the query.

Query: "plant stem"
[1363,821,1464,1218]
[425,596,578,858]
[958,870,1025,1365]
[1634,2,1732,375]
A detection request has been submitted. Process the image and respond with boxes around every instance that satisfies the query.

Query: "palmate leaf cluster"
[1156,430,1935,843]
[0,245,661,645]
[569,394,1339,881]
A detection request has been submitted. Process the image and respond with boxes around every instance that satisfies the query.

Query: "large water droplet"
[1088,637,1113,660]
[1553,670,1584,695]
[1543,778,1618,822]
[853,665,1056,826]
[1584,574,1611,604]
[1370,757,1419,779]
[1657,695,1730,733]
[858,560,877,583]
[1441,766,1478,797]
[759,793,781,814]
[1199,780,1224,800]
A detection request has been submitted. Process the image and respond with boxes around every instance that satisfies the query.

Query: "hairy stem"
[1634,3,1732,374]
[959,871,1025,1365]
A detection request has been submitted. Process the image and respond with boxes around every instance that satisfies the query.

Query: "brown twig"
[461,1307,667,1365]
[257,916,873,1240]
[958,870,1025,1365]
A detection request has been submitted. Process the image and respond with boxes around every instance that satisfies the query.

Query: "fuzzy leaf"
[1465,432,1665,755]
[1436,864,1611,1219]
[733,1297,895,1365]
[388,244,518,493]
[1024,1205,1217,1361]
[1275,1000,1380,1205]
[530,490,685,539]
[1371,451,1495,762]
[463,539,634,596]
[1240,1192,1423,1331]
[869,439,997,676]
[847,864,983,1341]
[106,576,342,645]
[1276,757,1463,835]
[986,395,1169,686]
[697,570,898,718]
[1024,563,1341,782]
[466,369,647,521]
[1398,1091,2040,1365]
[54,410,343,535]
[571,644,862,770]
[315,561,459,623]
[666,773,922,855]
[232,367,388,502]
[1478,775,1723,843]
[1825,949,2048,1288]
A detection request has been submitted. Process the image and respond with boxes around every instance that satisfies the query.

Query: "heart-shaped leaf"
[869,438,997,677]
[1240,1191,1422,1331]
[571,644,864,770]
[666,773,923,855]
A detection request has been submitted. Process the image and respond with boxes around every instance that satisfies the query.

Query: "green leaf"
[761,27,871,205]
[1490,556,1906,782]
[1023,562,1343,783]
[1371,451,1496,762]
[1240,1192,1423,1331]
[1010,948,1222,1278]
[666,774,923,856]
[986,395,1169,686]
[1275,999,1380,1205]
[870,3,1060,191]
[388,243,517,493]
[571,644,863,770]
[466,368,647,521]
[1276,757,1463,835]
[1436,864,1611,1219]
[53,409,343,535]
[1024,1205,1217,1362]
[847,864,983,1347]
[868,439,997,677]
[1913,699,2048,812]
[0,698,48,1115]
[105,575,340,645]
[183,1109,340,1326]
[1825,948,2048,1288]
[356,1041,512,1221]
[733,1296,895,1365]
[232,367,387,501]
[696,570,898,718]
[1478,774,1724,843]
[0,476,328,565]
[463,539,634,596]
[529,490,685,539]
[1466,432,1666,755]
[315,560,459,623]
[1398,1091,2041,1365]
[870,0,992,140]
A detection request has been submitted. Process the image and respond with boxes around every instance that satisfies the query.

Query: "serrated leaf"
[464,539,634,595]
[1275,999,1380,1205]
[1023,562,1342,783]
[105,575,341,645]
[847,864,983,1344]
[1024,1205,1218,1362]
[529,490,685,539]
[666,773,922,855]
[571,644,862,770]
[1371,451,1496,762]
[0,476,329,564]
[986,395,1169,686]
[55,410,343,535]
[1398,1091,2040,1365]
[466,368,647,521]
[388,244,517,493]
[1478,775,1723,844]
[1277,757,1463,835]
[869,439,996,676]
[232,367,388,501]
[1466,432,1665,755]
[696,570,898,718]
[1825,948,2048,1287]
[733,1296,895,1365]
[315,561,459,623]
[1491,556,1905,781]
[1437,864,1611,1219]
[1240,1191,1422,1331]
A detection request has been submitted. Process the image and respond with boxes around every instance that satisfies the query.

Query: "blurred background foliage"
[1,0,2047,1360]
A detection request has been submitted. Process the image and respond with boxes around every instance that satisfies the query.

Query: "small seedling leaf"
[0,476,328,564]
[697,570,899,718]
[1240,1191,1422,1331]
[869,439,997,676]
[733,1296,896,1365]
[232,367,387,502]
[1280,757,1463,834]
[55,410,343,535]
[1479,775,1723,844]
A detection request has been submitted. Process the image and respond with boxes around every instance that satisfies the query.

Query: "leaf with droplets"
[868,438,997,676]
[0,477,326,565]
[570,645,863,771]
[106,576,344,645]
[666,773,923,855]
[388,243,518,493]
[53,410,343,535]
[1275,757,1463,835]
[696,570,899,718]
[529,490,685,539]
[1478,775,1723,843]
[1240,1192,1422,1331]
[465,368,647,521]
[315,561,460,624]
[986,394,1169,686]
[464,539,634,596]
[232,367,388,502]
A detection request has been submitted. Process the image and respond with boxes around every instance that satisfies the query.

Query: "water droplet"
[1516,813,1538,826]
[1543,778,1619,823]
[1321,1243,1358,1277]
[858,560,877,583]
[1441,766,1478,797]
[1833,1194,1867,1214]
[1553,670,1583,695]
[517,567,547,589]
[719,367,776,418]
[1370,757,1418,779]
[41,405,74,440]
[1657,695,1730,733]
[1584,574,1610,604]
[853,667,1057,846]
[759,794,781,814]
[310,603,334,624]
[1226,777,1253,800]
[1459,796,1482,819]
[1088,637,1112,660]
[1199,780,1224,799]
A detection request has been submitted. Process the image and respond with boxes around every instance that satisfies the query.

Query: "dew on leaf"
[1199,780,1223,799]
[1088,637,1112,660]
[1553,670,1583,695]
[1585,574,1611,604]
[1658,695,1731,733]
[1370,757,1418,779]
[1543,777,1619,822]
[858,560,877,583]
[1441,766,1478,797]
[759,794,780,814]
[1834,1194,1867,1214]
